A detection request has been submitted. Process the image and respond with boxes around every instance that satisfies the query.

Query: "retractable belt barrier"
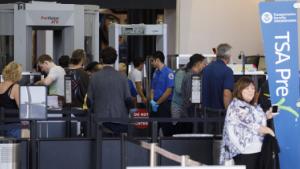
[0,107,226,169]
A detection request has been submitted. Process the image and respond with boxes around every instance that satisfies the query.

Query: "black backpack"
[65,68,89,108]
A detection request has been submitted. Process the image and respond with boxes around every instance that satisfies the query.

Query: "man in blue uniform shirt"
[150,51,174,136]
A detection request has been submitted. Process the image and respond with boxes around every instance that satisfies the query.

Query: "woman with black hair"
[181,54,207,117]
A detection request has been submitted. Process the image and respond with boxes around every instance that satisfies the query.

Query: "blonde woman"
[0,61,22,138]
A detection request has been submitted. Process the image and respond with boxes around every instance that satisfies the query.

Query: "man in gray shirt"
[36,54,66,96]
[87,47,131,134]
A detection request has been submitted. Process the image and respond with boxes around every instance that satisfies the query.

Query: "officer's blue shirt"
[151,66,174,101]
[202,59,234,109]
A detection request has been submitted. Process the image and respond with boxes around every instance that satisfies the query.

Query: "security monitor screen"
[19,72,42,86]
[20,86,47,120]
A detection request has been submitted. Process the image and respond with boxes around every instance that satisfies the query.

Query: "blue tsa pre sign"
[260,1,300,169]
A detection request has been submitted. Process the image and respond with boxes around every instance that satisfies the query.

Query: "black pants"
[151,101,173,136]
[103,122,128,134]
[203,108,225,135]
[233,153,261,169]
[174,122,193,134]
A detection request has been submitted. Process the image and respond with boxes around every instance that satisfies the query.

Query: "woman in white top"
[220,77,275,169]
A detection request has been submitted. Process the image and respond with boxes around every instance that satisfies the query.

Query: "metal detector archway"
[108,23,167,69]
[0,1,99,71]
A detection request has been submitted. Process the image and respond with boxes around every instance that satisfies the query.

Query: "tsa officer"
[150,51,174,136]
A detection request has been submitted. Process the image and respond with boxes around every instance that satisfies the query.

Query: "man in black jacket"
[258,81,280,169]
[260,134,280,169]
[66,49,89,108]
[87,47,132,135]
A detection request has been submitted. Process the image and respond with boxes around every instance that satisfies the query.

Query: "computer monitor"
[0,72,43,84]
[19,72,43,86]
[245,55,261,68]
[19,86,47,120]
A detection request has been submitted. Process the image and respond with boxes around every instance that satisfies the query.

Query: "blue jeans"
[2,123,21,138]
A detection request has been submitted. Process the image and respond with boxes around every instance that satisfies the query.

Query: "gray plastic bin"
[0,138,20,169]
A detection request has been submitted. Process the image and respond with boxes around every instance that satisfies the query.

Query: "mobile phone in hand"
[272,105,278,113]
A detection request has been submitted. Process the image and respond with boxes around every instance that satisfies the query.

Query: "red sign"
[40,16,59,24]
[132,109,149,129]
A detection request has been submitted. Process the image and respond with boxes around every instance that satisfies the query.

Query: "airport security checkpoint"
[0,0,299,169]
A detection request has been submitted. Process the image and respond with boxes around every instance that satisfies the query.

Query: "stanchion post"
[203,108,207,133]
[65,108,72,137]
[86,111,92,137]
[150,143,157,167]
[151,121,158,143]
[193,105,198,133]
[94,123,102,169]
[181,155,189,167]
[0,108,4,136]
[64,75,72,137]
[30,120,38,169]
[121,133,127,169]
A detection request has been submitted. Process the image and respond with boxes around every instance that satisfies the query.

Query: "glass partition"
[0,36,14,73]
